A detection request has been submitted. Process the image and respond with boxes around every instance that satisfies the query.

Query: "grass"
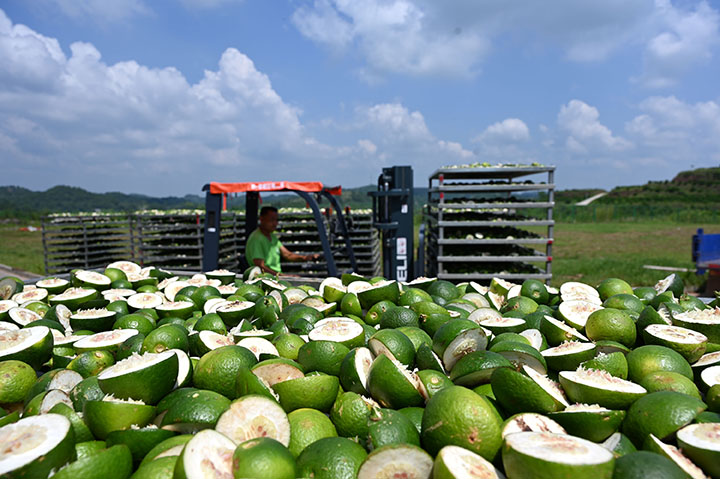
[549,222,717,289]
[0,227,44,274]
[0,222,717,294]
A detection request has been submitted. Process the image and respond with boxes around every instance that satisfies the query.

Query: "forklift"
[201,181,357,276]
[202,167,421,281]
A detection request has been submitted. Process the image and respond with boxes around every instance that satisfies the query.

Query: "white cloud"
[470,118,533,161]
[292,0,489,78]
[293,0,720,84]
[41,0,150,22]
[291,0,658,78]
[357,139,377,154]
[475,118,530,143]
[558,100,633,153]
[550,95,720,188]
[639,0,720,87]
[0,9,479,194]
[293,0,355,51]
[626,95,720,151]
[354,102,474,173]
[0,13,66,92]
[0,9,341,194]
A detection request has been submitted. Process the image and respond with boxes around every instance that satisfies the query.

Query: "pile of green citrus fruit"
[1,262,720,479]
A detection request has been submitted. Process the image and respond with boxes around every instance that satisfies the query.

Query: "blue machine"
[693,228,720,275]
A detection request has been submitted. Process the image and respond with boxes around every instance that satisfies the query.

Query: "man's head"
[259,206,279,233]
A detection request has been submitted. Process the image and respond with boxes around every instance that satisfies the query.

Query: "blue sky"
[1,0,719,196]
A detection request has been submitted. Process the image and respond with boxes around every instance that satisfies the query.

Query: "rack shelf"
[424,165,555,285]
[42,209,381,278]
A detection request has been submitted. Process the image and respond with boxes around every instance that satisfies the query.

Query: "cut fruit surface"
[672,308,720,343]
[49,288,98,310]
[433,445,504,479]
[559,368,646,410]
[643,324,707,363]
[75,270,112,290]
[541,341,596,372]
[251,358,304,388]
[357,444,433,479]
[308,317,365,348]
[107,261,142,275]
[676,423,720,478]
[700,365,720,390]
[645,433,709,479]
[126,293,163,311]
[73,329,139,353]
[501,412,566,438]
[97,350,178,404]
[557,299,603,330]
[540,315,589,346]
[174,429,235,479]
[215,394,291,446]
[7,307,41,326]
[502,431,614,479]
[560,282,600,300]
[237,337,279,359]
[35,277,69,294]
[12,289,49,304]
[0,326,53,369]
[0,413,74,479]
[339,347,373,394]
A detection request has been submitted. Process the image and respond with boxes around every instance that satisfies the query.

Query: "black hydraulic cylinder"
[201,184,221,271]
[369,166,414,281]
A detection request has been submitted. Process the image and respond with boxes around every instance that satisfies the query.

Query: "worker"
[245,206,321,275]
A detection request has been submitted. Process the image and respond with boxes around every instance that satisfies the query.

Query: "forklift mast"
[369,166,415,281]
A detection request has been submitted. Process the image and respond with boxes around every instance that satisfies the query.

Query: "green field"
[1,222,716,292]
[0,226,44,274]
[550,222,715,289]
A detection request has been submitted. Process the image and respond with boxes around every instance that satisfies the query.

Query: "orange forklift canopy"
[208,181,341,195]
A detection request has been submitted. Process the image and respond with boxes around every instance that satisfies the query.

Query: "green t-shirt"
[246,228,283,272]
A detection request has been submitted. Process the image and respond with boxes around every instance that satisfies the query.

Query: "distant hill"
[0,184,428,219]
[2,166,717,219]
[554,189,606,204]
[598,166,720,204]
[550,167,720,205]
[0,185,207,218]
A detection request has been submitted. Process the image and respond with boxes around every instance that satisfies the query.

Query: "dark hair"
[259,206,278,217]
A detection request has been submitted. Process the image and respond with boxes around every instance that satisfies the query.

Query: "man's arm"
[280,245,320,262]
[252,257,280,275]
